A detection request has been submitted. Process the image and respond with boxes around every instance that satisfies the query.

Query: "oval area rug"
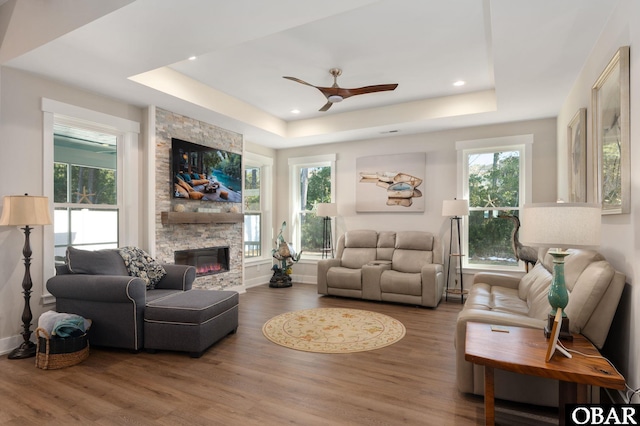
[262,307,406,353]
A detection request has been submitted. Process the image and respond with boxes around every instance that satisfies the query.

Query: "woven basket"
[35,327,89,370]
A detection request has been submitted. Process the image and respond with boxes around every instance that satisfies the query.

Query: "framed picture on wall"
[355,152,426,212]
[567,108,587,202]
[591,46,630,214]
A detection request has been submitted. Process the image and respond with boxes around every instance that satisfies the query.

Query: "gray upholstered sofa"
[47,247,238,355]
[317,230,444,308]
[455,248,625,406]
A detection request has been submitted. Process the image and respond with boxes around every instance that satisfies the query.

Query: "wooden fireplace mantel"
[161,211,244,225]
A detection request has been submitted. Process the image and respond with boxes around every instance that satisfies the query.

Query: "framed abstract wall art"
[567,108,587,202]
[356,152,426,212]
[591,46,630,214]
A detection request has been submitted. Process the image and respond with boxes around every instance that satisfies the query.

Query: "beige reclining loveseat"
[317,230,444,308]
[456,248,625,406]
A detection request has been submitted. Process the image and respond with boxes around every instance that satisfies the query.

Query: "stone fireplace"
[154,107,243,290]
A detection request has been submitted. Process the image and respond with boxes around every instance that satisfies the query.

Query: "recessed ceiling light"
[453,80,465,87]
[291,109,301,114]
[188,56,197,61]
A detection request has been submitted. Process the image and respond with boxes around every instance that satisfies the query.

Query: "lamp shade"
[316,203,338,217]
[519,202,601,248]
[442,199,469,217]
[0,195,52,226]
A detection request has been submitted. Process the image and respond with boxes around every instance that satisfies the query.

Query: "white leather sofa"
[317,230,444,308]
[455,248,625,406]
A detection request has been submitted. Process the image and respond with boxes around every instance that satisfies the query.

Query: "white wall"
[0,67,142,353]
[557,0,639,396]
[273,118,557,283]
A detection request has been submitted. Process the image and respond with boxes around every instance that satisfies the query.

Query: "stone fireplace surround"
[154,108,243,290]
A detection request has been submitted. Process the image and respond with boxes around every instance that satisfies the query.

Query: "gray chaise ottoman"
[144,289,239,357]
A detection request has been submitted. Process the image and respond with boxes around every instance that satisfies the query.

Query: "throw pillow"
[174,183,189,198]
[66,247,129,276]
[189,191,204,200]
[117,247,167,289]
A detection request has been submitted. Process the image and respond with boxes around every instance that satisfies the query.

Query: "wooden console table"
[465,322,625,426]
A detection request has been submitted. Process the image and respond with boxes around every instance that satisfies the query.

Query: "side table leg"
[559,381,578,426]
[484,366,495,426]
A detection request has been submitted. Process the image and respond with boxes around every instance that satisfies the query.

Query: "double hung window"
[243,152,272,259]
[53,122,120,263]
[289,155,335,257]
[459,135,532,270]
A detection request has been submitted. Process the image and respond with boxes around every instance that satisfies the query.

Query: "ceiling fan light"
[328,95,343,103]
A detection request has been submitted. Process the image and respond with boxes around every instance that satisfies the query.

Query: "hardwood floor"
[0,284,557,425]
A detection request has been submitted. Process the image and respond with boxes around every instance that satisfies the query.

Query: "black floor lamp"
[316,203,337,259]
[442,198,469,303]
[0,194,52,359]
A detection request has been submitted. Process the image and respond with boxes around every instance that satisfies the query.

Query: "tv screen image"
[171,138,242,203]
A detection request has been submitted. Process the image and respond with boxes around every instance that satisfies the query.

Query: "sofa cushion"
[491,286,529,315]
[526,271,553,320]
[392,249,433,273]
[117,246,167,290]
[376,231,396,261]
[66,247,129,276]
[339,230,378,269]
[565,260,614,332]
[380,270,422,296]
[344,230,378,248]
[462,283,528,315]
[395,231,434,251]
[174,183,189,198]
[519,262,550,300]
[327,267,362,290]
[341,248,377,269]
[464,283,491,310]
[562,249,605,289]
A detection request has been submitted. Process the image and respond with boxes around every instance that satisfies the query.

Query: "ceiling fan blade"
[285,69,398,112]
[318,101,333,112]
[283,76,317,87]
[338,83,398,99]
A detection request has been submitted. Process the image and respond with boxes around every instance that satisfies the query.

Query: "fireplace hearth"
[174,246,230,277]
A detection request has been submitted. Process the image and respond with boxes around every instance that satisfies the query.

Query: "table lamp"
[442,198,469,303]
[0,194,52,359]
[519,202,601,339]
[316,203,338,259]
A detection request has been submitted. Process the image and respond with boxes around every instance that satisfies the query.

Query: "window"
[243,152,273,260]
[53,123,120,262]
[458,135,532,270]
[42,99,140,299]
[244,165,261,257]
[289,155,336,257]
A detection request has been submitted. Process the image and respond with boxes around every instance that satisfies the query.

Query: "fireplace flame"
[174,246,230,277]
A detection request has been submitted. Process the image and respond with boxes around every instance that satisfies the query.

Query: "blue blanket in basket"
[38,311,91,337]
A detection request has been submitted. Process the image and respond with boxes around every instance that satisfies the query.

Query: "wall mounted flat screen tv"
[171,138,242,203]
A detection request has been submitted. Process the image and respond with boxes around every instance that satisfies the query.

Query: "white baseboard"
[225,284,247,294]
[244,275,272,288]
[244,274,318,288]
[290,274,317,285]
[0,335,26,356]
